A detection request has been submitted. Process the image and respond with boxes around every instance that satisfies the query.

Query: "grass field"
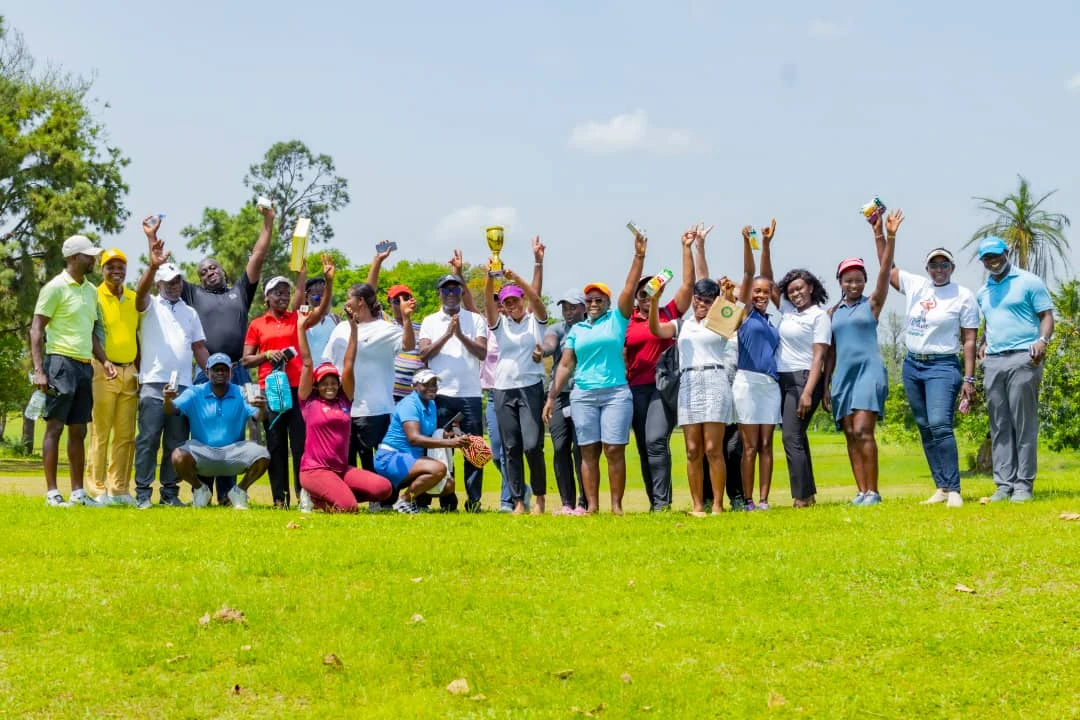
[2,427,1079,718]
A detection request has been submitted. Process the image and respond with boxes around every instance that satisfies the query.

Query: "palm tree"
[964,175,1072,281]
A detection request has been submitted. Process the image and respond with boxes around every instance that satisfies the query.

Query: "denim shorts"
[570,384,633,446]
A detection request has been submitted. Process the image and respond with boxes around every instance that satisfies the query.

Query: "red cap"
[387,284,413,300]
[313,362,340,382]
[835,257,866,279]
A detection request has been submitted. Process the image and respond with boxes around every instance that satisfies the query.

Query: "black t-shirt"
[181,272,258,361]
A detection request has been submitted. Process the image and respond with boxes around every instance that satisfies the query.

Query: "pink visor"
[835,257,866,279]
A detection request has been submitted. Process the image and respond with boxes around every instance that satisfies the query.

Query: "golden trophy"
[485,225,505,278]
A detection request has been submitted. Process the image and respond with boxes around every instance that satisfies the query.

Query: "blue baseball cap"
[977,236,1008,258]
[207,353,232,369]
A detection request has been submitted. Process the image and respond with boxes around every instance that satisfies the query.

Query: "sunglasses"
[585,297,607,305]
[391,294,413,305]
[927,261,952,270]
[980,253,1005,262]
[440,286,463,296]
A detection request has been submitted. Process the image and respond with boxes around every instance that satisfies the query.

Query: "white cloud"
[808,18,852,37]
[434,205,519,243]
[569,110,706,155]
[1068,73,1080,91]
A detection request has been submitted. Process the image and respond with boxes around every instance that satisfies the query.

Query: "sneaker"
[498,502,514,513]
[298,489,314,514]
[985,489,1012,503]
[730,497,747,512]
[69,490,100,507]
[368,501,391,513]
[852,492,867,506]
[1010,491,1033,503]
[45,492,70,507]
[94,493,114,506]
[136,499,153,510]
[192,484,212,508]
[555,505,576,516]
[393,497,419,514]
[946,491,963,508]
[921,489,948,505]
[159,496,188,507]
[743,500,757,512]
[112,494,137,507]
[757,501,771,511]
[862,491,882,506]
[227,485,249,510]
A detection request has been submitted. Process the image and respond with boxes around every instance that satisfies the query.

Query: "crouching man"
[164,353,270,509]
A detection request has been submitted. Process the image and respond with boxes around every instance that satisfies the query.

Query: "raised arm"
[341,314,359,401]
[504,267,547,322]
[531,236,545,298]
[693,224,713,281]
[672,226,695,313]
[483,267,499,328]
[617,229,648,318]
[737,225,756,308]
[399,297,416,351]
[760,219,781,307]
[869,210,900,318]
[137,218,170,312]
[245,203,275,285]
[872,214,901,290]
[291,264,307,312]
[448,251,479,314]
[648,287,677,340]
[301,255,335,330]
[367,245,394,287]
[296,306,315,401]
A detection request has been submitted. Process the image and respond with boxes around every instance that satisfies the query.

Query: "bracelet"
[963,376,976,384]
[535,262,543,267]
[1038,336,1051,344]
[634,254,645,259]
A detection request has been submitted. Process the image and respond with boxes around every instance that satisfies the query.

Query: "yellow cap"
[100,248,127,266]
[583,282,611,298]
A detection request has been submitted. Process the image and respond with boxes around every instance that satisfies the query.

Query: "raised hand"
[633,227,647,257]
[885,209,904,236]
[694,223,713,249]
[503,267,520,284]
[321,252,336,281]
[257,202,275,222]
[149,237,170,268]
[681,225,697,248]
[375,243,394,264]
[741,225,753,243]
[448,249,464,277]
[142,214,162,238]
[532,236,545,264]
[762,218,777,243]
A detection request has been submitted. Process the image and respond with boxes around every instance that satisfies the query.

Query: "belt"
[986,349,1028,357]
[680,363,724,374]
[108,361,136,367]
[906,352,957,362]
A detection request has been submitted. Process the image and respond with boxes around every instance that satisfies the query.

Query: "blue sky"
[7,0,1079,304]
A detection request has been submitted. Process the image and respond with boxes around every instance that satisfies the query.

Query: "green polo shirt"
[33,270,100,361]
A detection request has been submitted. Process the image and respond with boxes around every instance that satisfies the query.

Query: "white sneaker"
[920,488,948,505]
[192,484,212,508]
[392,497,419,514]
[227,485,249,510]
[112,494,137,507]
[69,490,100,507]
[298,489,313,513]
[45,492,70,507]
[94,493,114,506]
[946,491,963,508]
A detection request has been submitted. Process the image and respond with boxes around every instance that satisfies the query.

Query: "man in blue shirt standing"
[164,353,271,509]
[975,237,1055,503]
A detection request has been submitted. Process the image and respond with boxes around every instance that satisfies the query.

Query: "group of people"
[29,205,1055,514]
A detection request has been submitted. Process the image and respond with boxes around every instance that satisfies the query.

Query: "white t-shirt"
[677,315,730,370]
[776,298,832,372]
[321,319,402,417]
[898,270,980,355]
[139,295,206,386]
[491,313,547,390]
[419,310,488,397]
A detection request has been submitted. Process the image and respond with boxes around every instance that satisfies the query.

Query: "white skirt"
[677,366,733,426]
[732,369,781,425]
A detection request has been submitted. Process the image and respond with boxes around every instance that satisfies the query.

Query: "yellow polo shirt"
[33,270,99,361]
[97,282,139,364]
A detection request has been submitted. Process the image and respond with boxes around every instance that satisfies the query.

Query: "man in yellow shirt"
[31,235,112,507]
[87,248,140,506]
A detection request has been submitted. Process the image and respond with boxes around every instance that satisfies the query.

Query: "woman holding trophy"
[542,226,646,514]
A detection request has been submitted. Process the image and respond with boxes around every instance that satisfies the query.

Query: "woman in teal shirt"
[543,230,646,514]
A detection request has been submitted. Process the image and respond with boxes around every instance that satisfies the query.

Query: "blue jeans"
[902,355,962,492]
[485,390,509,504]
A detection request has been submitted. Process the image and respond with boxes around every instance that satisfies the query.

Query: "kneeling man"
[165,353,270,509]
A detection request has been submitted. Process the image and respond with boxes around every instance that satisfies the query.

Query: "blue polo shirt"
[173,382,257,447]
[737,308,780,380]
[381,390,437,458]
[564,308,631,390]
[977,266,1052,354]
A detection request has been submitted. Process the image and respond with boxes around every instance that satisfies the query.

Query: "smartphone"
[376,240,398,254]
[299,304,310,314]
[167,370,178,391]
[442,411,464,432]
[626,221,645,238]
[256,196,273,210]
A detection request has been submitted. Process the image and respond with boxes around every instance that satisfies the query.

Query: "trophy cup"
[485,226,505,278]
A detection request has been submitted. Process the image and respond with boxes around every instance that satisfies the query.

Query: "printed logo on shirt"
[919,297,937,313]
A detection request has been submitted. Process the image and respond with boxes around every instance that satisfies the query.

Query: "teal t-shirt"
[564,309,630,390]
[977,266,1052,354]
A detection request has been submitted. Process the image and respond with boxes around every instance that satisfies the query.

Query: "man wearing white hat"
[132,232,209,508]
[30,234,111,507]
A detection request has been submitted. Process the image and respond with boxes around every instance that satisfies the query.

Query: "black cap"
[437,274,464,288]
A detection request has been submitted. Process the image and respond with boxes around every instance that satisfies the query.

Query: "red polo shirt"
[624,299,678,387]
[244,311,303,388]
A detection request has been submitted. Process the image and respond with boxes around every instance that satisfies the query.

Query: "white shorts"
[732,370,781,425]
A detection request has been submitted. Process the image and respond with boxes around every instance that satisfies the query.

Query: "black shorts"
[43,354,94,425]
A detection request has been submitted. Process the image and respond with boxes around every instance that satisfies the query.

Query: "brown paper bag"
[703,297,744,338]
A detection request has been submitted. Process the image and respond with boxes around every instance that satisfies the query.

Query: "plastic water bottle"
[25,390,47,420]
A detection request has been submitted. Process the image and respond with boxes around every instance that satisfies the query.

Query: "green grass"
[2,430,1080,718]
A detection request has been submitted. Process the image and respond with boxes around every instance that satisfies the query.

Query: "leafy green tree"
[964,175,1071,281]
[1039,280,1080,452]
[180,203,265,290]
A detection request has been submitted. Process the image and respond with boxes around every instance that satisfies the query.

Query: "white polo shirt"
[899,270,980,355]
[776,298,832,372]
[321,319,402,417]
[419,309,488,397]
[139,294,205,386]
[491,312,547,390]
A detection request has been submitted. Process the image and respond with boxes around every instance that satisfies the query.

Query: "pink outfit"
[301,467,391,513]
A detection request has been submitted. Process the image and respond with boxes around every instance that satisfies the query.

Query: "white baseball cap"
[264,275,294,298]
[155,263,183,283]
[61,235,103,258]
